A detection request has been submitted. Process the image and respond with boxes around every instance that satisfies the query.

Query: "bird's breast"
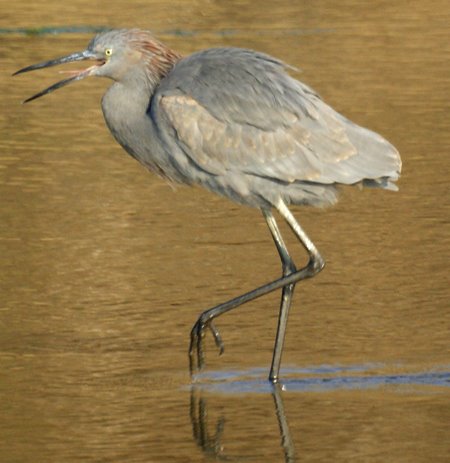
[101,83,185,182]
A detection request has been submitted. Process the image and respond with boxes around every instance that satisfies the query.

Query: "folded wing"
[150,48,401,189]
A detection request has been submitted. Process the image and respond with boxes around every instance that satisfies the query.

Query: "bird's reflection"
[190,383,296,462]
[190,390,227,460]
[272,384,296,463]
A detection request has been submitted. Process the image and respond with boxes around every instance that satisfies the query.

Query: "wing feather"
[151,48,400,187]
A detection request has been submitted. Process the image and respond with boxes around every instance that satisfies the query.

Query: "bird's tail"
[341,120,402,190]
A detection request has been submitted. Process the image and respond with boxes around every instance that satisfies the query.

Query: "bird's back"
[147,47,401,208]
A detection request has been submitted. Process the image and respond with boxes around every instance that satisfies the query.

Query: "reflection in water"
[272,385,295,463]
[191,383,296,462]
[190,366,449,461]
[190,387,227,460]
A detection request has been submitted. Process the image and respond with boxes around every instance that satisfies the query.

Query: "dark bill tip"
[21,70,91,104]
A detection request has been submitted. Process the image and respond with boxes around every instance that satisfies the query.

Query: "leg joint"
[308,252,325,275]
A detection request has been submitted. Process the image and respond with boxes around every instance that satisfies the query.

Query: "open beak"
[13,50,103,103]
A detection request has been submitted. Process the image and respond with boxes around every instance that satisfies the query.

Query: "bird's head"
[14,29,181,103]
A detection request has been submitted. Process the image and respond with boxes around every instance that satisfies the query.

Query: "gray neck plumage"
[102,80,162,171]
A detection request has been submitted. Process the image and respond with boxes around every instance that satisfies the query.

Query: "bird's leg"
[189,199,324,379]
[262,209,297,384]
[275,199,324,272]
[267,199,325,381]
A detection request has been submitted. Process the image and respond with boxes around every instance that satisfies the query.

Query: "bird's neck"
[143,42,181,85]
[101,41,181,139]
[101,80,169,173]
[102,80,153,140]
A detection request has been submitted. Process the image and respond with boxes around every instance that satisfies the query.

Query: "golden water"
[1,1,449,461]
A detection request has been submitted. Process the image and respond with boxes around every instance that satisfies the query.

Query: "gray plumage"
[101,35,401,208]
[14,29,402,382]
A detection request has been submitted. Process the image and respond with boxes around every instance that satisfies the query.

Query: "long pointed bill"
[13,50,103,103]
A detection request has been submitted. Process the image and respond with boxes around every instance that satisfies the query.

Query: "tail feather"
[361,177,399,191]
[321,118,402,189]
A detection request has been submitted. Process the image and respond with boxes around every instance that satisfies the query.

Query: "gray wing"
[150,48,401,187]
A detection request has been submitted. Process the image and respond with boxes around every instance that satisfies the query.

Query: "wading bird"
[15,29,401,383]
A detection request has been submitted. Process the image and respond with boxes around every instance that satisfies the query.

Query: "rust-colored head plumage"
[130,29,181,77]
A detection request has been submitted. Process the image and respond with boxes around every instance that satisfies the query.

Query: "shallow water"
[1,0,449,462]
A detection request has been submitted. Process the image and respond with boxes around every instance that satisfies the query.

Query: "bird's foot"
[189,316,224,376]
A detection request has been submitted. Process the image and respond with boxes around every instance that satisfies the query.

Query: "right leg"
[264,200,325,382]
[189,199,325,381]
[262,209,297,383]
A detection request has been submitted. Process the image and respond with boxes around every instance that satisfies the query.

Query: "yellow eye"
[105,48,112,57]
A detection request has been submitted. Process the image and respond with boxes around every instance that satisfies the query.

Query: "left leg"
[189,199,324,380]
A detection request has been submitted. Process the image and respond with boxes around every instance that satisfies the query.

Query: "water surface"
[1,1,449,461]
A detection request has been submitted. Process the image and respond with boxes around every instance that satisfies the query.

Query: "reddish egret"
[14,29,401,382]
